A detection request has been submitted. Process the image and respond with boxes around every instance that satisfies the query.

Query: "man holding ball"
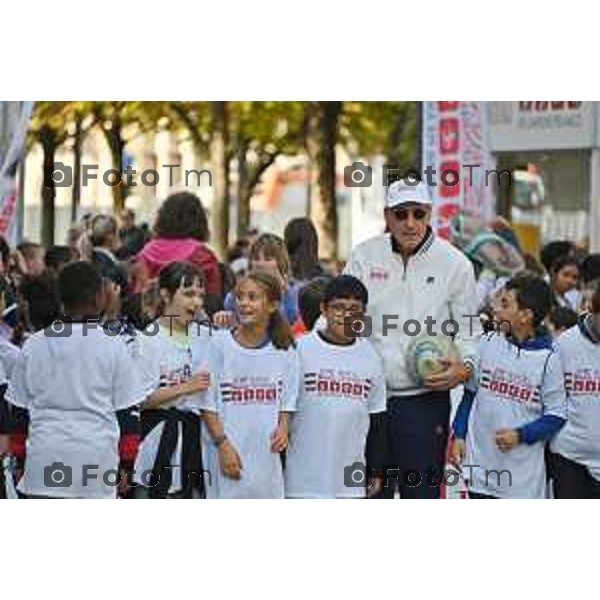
[344,179,480,498]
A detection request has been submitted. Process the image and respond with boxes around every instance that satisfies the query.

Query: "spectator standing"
[135,192,222,309]
[117,209,148,260]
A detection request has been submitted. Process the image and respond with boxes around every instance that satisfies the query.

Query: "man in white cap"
[344,179,479,499]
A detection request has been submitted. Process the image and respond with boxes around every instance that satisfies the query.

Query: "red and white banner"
[0,101,34,244]
[422,101,495,239]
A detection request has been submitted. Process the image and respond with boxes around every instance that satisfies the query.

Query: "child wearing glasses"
[284,275,387,498]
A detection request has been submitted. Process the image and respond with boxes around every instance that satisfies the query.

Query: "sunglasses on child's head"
[391,206,429,222]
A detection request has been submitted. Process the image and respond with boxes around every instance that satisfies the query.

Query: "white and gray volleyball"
[406,334,460,384]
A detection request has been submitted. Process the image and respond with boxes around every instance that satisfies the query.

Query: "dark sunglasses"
[391,207,429,221]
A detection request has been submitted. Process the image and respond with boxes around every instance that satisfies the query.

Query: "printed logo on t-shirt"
[159,363,192,387]
[304,370,371,401]
[480,367,541,404]
[220,376,282,405]
[565,370,600,396]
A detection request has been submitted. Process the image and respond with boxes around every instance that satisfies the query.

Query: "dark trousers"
[381,391,450,499]
[468,491,498,499]
[20,494,62,499]
[548,452,600,499]
[0,467,6,500]
[133,484,199,499]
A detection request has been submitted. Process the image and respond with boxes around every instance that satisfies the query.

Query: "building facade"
[487,101,600,251]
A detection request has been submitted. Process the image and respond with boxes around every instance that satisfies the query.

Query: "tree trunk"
[71,116,82,222]
[237,147,279,239]
[311,101,342,260]
[102,117,125,213]
[236,141,249,239]
[387,105,411,168]
[304,102,319,214]
[210,101,229,257]
[40,126,57,246]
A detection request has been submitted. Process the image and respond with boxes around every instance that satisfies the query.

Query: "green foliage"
[341,101,417,165]
[29,100,416,172]
[28,101,417,249]
[28,101,72,148]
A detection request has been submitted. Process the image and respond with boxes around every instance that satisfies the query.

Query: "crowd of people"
[0,182,599,499]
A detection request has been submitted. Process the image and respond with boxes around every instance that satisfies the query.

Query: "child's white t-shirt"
[284,331,386,498]
[551,324,600,480]
[7,324,145,499]
[465,334,566,498]
[0,338,20,385]
[202,330,299,499]
[133,322,213,493]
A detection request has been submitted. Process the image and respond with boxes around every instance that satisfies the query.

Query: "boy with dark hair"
[540,241,575,274]
[451,274,567,498]
[44,245,77,276]
[547,306,578,338]
[6,261,144,498]
[549,281,600,498]
[18,273,61,333]
[579,253,600,285]
[285,275,387,498]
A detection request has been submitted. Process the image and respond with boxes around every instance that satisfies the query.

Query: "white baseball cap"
[385,180,432,209]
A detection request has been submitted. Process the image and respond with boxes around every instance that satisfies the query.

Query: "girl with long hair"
[201,271,299,498]
[133,261,212,498]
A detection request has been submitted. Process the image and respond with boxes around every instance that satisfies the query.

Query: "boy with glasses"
[285,275,386,498]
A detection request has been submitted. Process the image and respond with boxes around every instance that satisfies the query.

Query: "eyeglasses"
[327,302,364,316]
[391,207,429,221]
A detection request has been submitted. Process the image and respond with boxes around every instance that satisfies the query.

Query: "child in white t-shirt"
[285,275,387,499]
[0,337,19,497]
[201,271,299,499]
[134,261,212,499]
[94,259,144,498]
[549,281,600,498]
[451,275,567,499]
[7,261,145,499]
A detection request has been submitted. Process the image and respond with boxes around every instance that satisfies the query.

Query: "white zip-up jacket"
[344,230,480,397]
